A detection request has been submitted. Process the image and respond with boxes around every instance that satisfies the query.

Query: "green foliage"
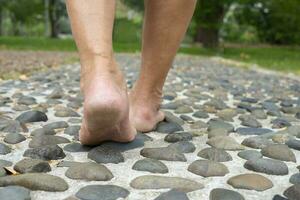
[121,0,144,12]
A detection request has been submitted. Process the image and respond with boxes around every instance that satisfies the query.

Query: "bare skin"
[66,0,196,145]
[66,0,135,145]
[130,0,197,132]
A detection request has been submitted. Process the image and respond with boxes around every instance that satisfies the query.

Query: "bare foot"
[80,57,136,145]
[129,85,165,132]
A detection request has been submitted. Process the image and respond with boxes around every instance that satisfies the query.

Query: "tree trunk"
[49,0,58,38]
[44,0,50,37]
[195,27,219,48]
[193,0,225,48]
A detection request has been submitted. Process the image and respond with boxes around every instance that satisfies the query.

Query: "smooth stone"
[140,147,186,162]
[227,173,273,191]
[174,105,193,114]
[156,121,183,134]
[198,147,232,162]
[14,158,51,173]
[272,134,291,144]
[238,150,262,160]
[193,111,209,119]
[43,121,69,130]
[0,168,7,177]
[64,125,80,136]
[17,96,36,105]
[164,132,192,143]
[0,143,11,155]
[216,109,237,122]
[0,186,31,200]
[204,99,227,110]
[236,127,273,136]
[188,160,229,177]
[130,175,204,192]
[0,173,68,191]
[239,115,262,128]
[31,128,55,136]
[207,119,234,133]
[209,188,245,200]
[76,185,129,200]
[251,109,267,119]
[132,158,168,174]
[244,158,288,175]
[168,141,196,153]
[190,120,208,129]
[154,190,189,200]
[271,118,291,129]
[207,136,244,151]
[54,107,80,117]
[16,111,48,123]
[164,111,184,125]
[208,128,229,138]
[29,135,70,148]
[180,115,194,123]
[242,136,273,149]
[68,118,82,124]
[296,112,300,119]
[101,133,152,152]
[57,161,82,168]
[63,143,91,152]
[286,139,300,150]
[23,144,66,160]
[0,159,13,168]
[4,133,26,144]
[48,88,64,99]
[273,195,288,200]
[283,184,300,200]
[65,162,113,181]
[88,146,124,164]
[261,144,296,162]
[0,119,22,133]
[290,173,300,184]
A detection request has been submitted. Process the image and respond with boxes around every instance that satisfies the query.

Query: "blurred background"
[0,0,299,79]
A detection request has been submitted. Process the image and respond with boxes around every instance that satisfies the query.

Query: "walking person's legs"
[66,0,136,145]
[130,0,197,132]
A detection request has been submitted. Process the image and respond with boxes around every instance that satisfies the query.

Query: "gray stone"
[17,96,36,105]
[290,173,300,185]
[164,111,184,125]
[208,128,229,138]
[132,158,168,174]
[30,128,55,136]
[4,133,26,144]
[244,158,288,175]
[14,158,51,173]
[130,175,204,192]
[54,107,80,117]
[174,105,193,114]
[238,150,262,160]
[164,132,192,143]
[236,127,273,136]
[0,160,12,168]
[88,146,124,164]
[198,147,232,162]
[207,119,234,133]
[23,144,66,160]
[0,143,11,155]
[64,125,80,136]
[283,184,300,200]
[207,136,244,151]
[29,135,70,148]
[0,119,22,133]
[209,188,245,200]
[227,173,273,191]
[154,190,189,200]
[261,144,296,162]
[76,185,129,200]
[63,143,91,152]
[251,109,267,119]
[242,136,273,149]
[188,160,229,177]
[193,111,209,119]
[16,111,48,123]
[168,141,196,153]
[43,121,69,130]
[190,120,208,129]
[286,139,300,150]
[0,186,31,200]
[239,115,262,128]
[65,162,113,181]
[140,147,186,162]
[156,121,183,134]
[0,173,68,191]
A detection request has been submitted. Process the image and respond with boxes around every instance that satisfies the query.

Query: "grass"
[0,36,300,74]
